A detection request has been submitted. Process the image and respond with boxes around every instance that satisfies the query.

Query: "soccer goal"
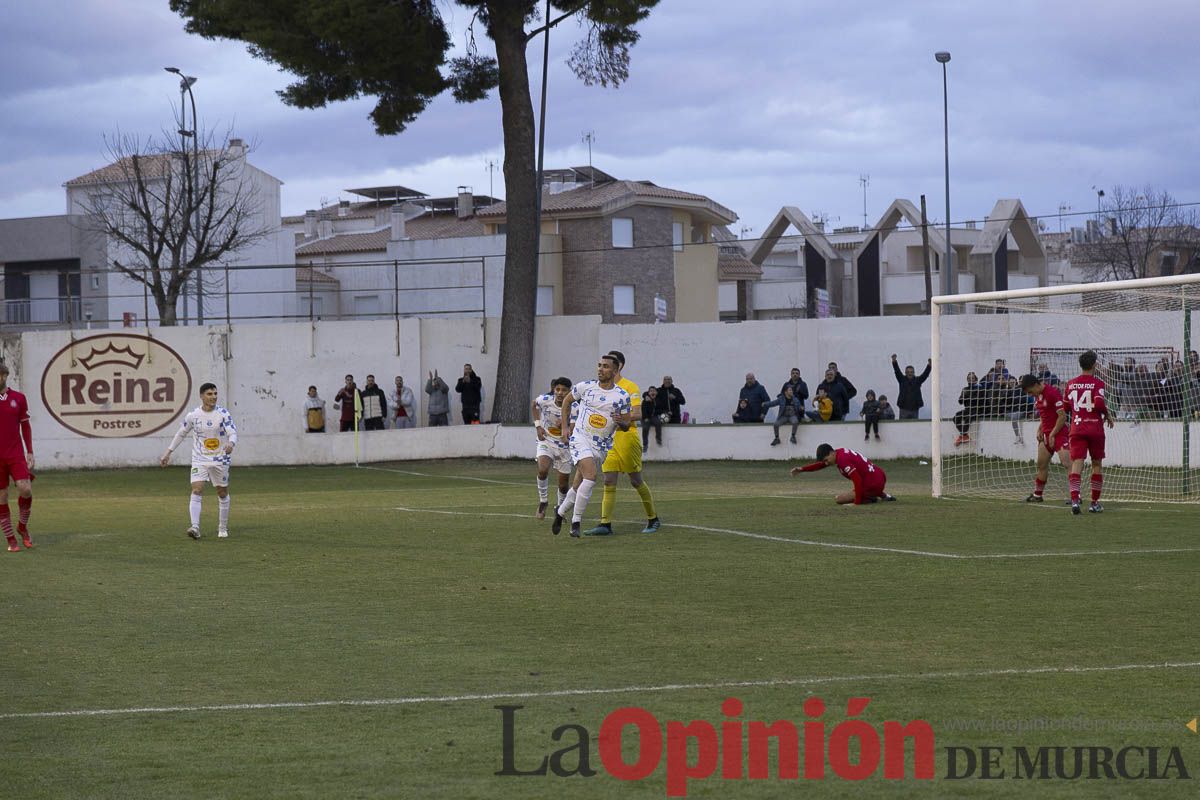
[931,274,1200,502]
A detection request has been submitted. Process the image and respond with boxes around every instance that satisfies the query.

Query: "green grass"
[1,459,1197,798]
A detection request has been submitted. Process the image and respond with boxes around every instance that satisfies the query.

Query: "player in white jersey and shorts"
[160,382,239,539]
[551,355,632,537]
[533,377,574,519]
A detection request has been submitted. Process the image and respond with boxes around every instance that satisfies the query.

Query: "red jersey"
[0,388,31,460]
[1064,374,1108,429]
[800,447,887,504]
[1035,384,1066,433]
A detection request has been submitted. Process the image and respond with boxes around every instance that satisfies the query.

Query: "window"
[672,222,684,252]
[613,284,635,315]
[536,285,554,316]
[612,217,633,248]
[354,295,381,317]
[1161,251,1178,276]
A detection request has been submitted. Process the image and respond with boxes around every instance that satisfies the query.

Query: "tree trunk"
[488,9,539,423]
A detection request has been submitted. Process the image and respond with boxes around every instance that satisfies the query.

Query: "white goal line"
[3,660,1195,722]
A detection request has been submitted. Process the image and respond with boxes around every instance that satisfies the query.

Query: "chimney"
[338,199,351,217]
[390,204,406,241]
[304,209,317,239]
[318,218,333,239]
[227,138,246,158]
[457,186,473,220]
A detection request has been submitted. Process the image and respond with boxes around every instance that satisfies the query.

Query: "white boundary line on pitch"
[392,505,1200,561]
[3,660,1196,721]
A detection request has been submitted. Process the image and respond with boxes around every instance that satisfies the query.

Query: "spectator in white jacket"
[390,375,416,429]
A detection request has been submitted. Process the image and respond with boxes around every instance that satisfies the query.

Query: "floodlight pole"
[936,52,952,299]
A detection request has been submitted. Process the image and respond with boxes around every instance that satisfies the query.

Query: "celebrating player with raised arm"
[790,443,896,505]
[0,362,35,551]
[1020,373,1071,503]
[160,383,238,539]
[1064,350,1114,515]
[532,377,573,520]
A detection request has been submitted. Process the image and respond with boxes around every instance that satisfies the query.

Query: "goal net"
[931,275,1200,503]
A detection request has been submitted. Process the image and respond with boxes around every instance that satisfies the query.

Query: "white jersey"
[533,393,571,441]
[569,380,631,454]
[174,406,238,466]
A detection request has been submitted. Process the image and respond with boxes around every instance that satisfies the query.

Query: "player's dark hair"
[607,350,626,367]
[1019,374,1041,390]
[551,377,571,390]
[1079,350,1098,370]
[816,443,834,460]
[308,385,317,391]
[600,354,619,368]
[199,382,217,394]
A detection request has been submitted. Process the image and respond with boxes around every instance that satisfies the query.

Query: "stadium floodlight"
[930,274,1200,502]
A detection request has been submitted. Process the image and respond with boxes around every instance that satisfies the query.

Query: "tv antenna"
[859,174,870,228]
[582,131,596,185]
[485,158,498,200]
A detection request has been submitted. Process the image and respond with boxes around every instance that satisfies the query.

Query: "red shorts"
[862,468,888,498]
[0,454,31,485]
[1042,427,1069,453]
[1069,429,1105,461]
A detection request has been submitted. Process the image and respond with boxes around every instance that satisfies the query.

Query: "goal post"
[931,274,1200,503]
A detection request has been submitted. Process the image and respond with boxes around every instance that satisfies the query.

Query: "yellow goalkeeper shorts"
[603,431,643,474]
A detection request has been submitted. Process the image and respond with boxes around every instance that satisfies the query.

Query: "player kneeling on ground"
[791,443,895,505]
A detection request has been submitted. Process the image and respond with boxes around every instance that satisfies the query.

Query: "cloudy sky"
[2,0,1198,238]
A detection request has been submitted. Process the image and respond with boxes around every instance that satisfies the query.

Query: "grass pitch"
[1,458,1197,798]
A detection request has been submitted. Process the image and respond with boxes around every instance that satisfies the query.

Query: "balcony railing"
[2,297,83,326]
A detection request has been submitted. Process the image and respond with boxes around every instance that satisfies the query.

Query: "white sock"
[536,476,549,502]
[572,478,596,523]
[557,488,577,518]
[218,496,230,531]
[557,487,567,506]
[189,494,202,527]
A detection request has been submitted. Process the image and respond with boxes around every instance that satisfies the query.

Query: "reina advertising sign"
[40,334,192,438]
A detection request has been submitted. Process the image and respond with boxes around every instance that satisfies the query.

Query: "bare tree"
[74,128,270,325]
[1077,184,1200,282]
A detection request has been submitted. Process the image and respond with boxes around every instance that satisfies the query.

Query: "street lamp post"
[165,67,202,325]
[935,51,952,298]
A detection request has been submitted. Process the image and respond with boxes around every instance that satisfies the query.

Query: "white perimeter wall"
[3,312,1196,469]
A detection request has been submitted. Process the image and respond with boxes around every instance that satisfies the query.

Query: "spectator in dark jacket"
[642,386,664,449]
[860,390,881,441]
[891,354,932,419]
[738,373,770,421]
[655,375,687,424]
[333,375,361,433]
[816,369,851,421]
[732,398,758,423]
[826,361,857,414]
[780,368,809,408]
[877,395,896,420]
[455,363,483,424]
[764,385,805,445]
[359,374,388,431]
[953,372,984,446]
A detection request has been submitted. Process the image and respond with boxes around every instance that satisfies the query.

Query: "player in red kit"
[1019,373,1071,503]
[0,362,34,551]
[1064,350,1114,515]
[790,443,896,504]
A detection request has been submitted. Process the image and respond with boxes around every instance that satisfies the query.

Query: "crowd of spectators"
[305,365,486,432]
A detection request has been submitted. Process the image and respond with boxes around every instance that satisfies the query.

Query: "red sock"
[1069,473,1082,503]
[17,495,31,528]
[1033,478,1046,497]
[0,506,13,542]
[1090,475,1103,503]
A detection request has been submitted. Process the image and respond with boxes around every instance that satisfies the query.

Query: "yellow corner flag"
[1188,718,1197,734]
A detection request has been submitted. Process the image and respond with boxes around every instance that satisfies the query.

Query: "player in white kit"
[551,355,632,537]
[533,377,574,520]
[160,382,238,539]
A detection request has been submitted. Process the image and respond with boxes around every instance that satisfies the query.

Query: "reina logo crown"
[78,342,146,371]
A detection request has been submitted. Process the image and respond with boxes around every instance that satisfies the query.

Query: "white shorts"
[536,440,572,474]
[568,429,609,466]
[190,463,230,487]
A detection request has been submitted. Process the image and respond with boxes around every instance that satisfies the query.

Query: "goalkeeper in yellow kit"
[583,350,661,535]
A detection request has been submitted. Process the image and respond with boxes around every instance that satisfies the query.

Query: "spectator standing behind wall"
[826,362,857,417]
[780,368,810,409]
[655,376,686,424]
[891,354,932,420]
[304,386,326,433]
[456,364,483,424]
[425,371,450,427]
[333,375,361,433]
[642,386,664,449]
[360,375,388,431]
[738,374,770,422]
[390,376,416,429]
[816,370,850,421]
